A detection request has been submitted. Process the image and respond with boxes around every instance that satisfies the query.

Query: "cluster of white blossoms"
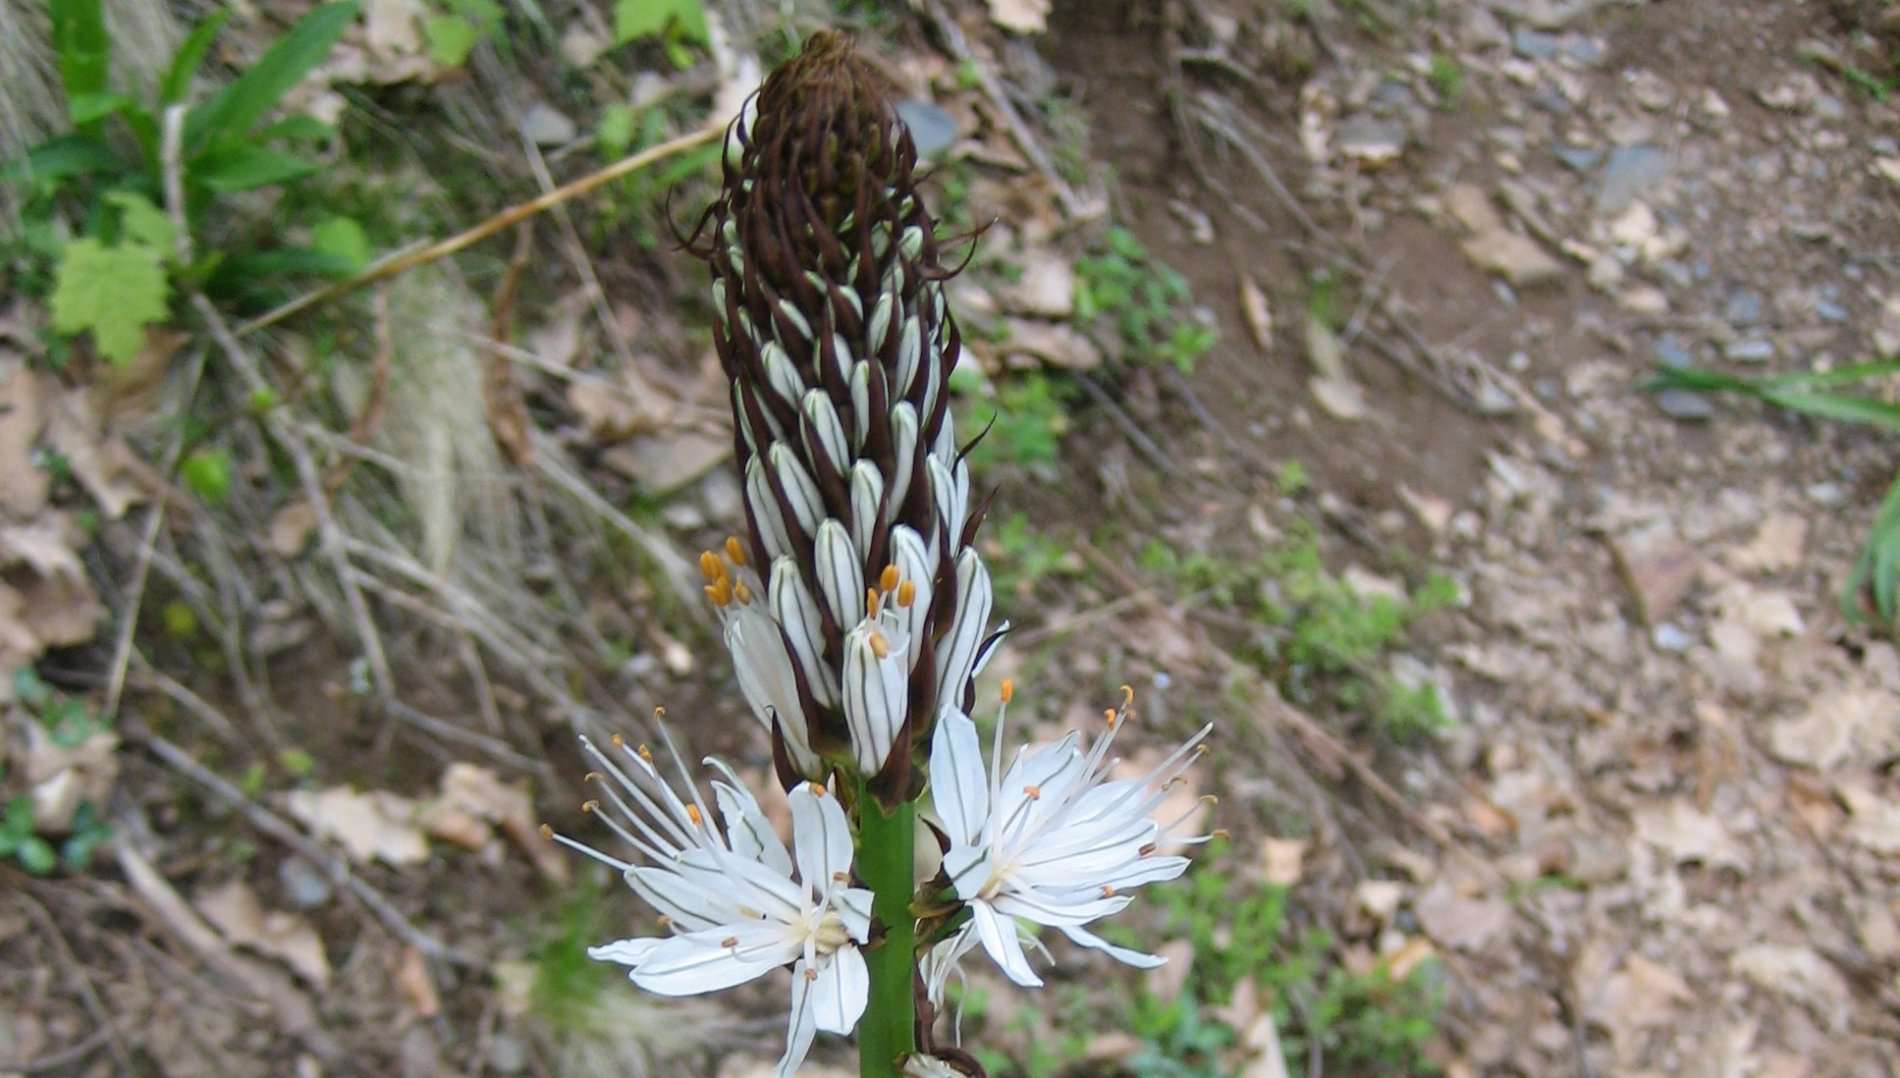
[542,29,1219,1078]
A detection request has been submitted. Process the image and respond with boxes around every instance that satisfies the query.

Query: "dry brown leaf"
[1414,879,1511,951]
[1309,376,1369,421]
[1633,799,1748,869]
[566,375,658,445]
[394,945,440,1017]
[1728,513,1807,573]
[433,763,569,881]
[1731,945,1850,1030]
[1239,275,1274,353]
[1385,935,1436,982]
[1143,938,1194,1001]
[1260,837,1306,887]
[22,725,119,833]
[0,357,49,516]
[1000,319,1101,371]
[603,429,732,496]
[1836,782,1900,855]
[196,879,332,989]
[996,251,1074,318]
[285,786,429,867]
[269,501,320,557]
[43,385,144,518]
[1769,688,1890,770]
[988,0,1051,34]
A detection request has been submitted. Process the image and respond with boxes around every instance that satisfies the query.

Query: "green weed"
[957,371,1075,476]
[1074,227,1216,374]
[1428,53,1464,106]
[986,512,1083,598]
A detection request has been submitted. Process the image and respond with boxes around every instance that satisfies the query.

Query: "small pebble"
[1724,338,1775,363]
[279,856,333,910]
[1652,623,1693,652]
[1654,388,1714,420]
[1654,334,1694,368]
[488,1033,527,1075]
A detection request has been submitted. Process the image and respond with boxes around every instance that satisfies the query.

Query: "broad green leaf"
[104,190,177,259]
[185,1,358,153]
[191,142,317,192]
[181,448,233,505]
[257,115,335,142]
[50,0,111,104]
[1759,390,1900,435]
[161,10,231,104]
[49,238,169,365]
[614,0,707,45]
[215,246,359,282]
[598,104,636,158]
[18,835,57,875]
[68,90,133,126]
[311,217,370,272]
[425,13,482,66]
[3,134,121,184]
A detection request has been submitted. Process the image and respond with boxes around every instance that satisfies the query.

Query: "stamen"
[706,578,733,607]
[1104,708,1118,729]
[612,734,625,748]
[657,915,673,928]
[582,799,600,813]
[896,580,916,607]
[584,771,603,784]
[1211,829,1231,840]
[686,804,704,826]
[638,744,655,764]
[733,580,753,605]
[721,936,739,949]
[1101,884,1117,898]
[808,782,827,798]
[879,564,899,592]
[698,550,724,582]
[1119,684,1135,710]
[804,967,819,981]
[1000,678,1015,704]
[1022,784,1041,801]
[1138,841,1157,856]
[724,535,747,566]
[832,870,849,883]
[866,586,880,618]
[868,630,889,659]
[538,824,553,840]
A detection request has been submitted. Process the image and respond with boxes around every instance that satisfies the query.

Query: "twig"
[233,125,722,337]
[194,293,395,701]
[16,890,135,1074]
[128,652,243,748]
[917,0,1092,219]
[129,724,480,968]
[530,431,705,617]
[161,104,192,267]
[5,1023,113,1073]
[1071,371,1180,477]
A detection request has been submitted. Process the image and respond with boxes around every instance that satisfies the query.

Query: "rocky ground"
[4,0,1898,1075]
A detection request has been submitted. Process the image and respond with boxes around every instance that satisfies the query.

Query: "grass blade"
[185,1,358,153]
[160,11,232,105]
[50,0,110,105]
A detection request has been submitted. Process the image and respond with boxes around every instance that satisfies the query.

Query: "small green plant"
[531,877,618,1027]
[423,0,505,67]
[1074,227,1216,373]
[1428,53,1464,106]
[613,0,709,66]
[1650,357,1900,631]
[986,512,1082,598]
[12,0,361,361]
[957,371,1074,475]
[15,668,109,748]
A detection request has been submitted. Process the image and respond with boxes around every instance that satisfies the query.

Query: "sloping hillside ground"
[2,0,1897,1075]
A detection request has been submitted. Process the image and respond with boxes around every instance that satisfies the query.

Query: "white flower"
[928,685,1214,987]
[546,731,873,1077]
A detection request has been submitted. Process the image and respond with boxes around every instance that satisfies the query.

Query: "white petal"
[941,842,990,903]
[926,455,962,549]
[849,461,885,559]
[724,606,818,771]
[885,403,919,527]
[970,900,1042,988]
[842,621,907,773]
[815,520,865,630]
[777,961,820,1078]
[777,297,813,341]
[1059,924,1167,969]
[991,889,1131,928]
[763,340,806,410]
[770,443,824,538]
[889,526,934,671]
[802,388,850,477]
[627,865,735,932]
[834,887,875,943]
[868,290,894,359]
[900,225,924,261]
[708,762,795,877]
[894,315,922,402]
[812,946,870,1035]
[849,361,872,449]
[769,556,837,708]
[929,708,989,849]
[632,925,796,996]
[789,782,853,898]
[746,457,795,563]
[934,548,992,715]
[587,936,664,968]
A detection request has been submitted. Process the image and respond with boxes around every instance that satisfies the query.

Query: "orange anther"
[698,550,724,582]
[1101,884,1117,898]
[1000,679,1015,704]
[808,782,828,798]
[1138,842,1158,856]
[879,564,900,593]
[584,771,603,784]
[733,580,753,605]
[706,578,733,607]
[721,935,739,948]
[896,580,916,608]
[612,734,625,748]
[1211,829,1231,840]
[804,967,819,981]
[638,744,655,763]
[539,824,554,840]
[686,804,704,825]
[582,800,599,814]
[868,630,890,660]
[654,706,666,718]
[1022,784,1041,801]
[1104,708,1119,728]
[866,587,881,618]
[725,535,748,566]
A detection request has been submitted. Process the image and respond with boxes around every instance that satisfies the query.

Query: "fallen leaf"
[285,786,429,867]
[987,0,1051,34]
[269,501,320,557]
[1385,935,1436,982]
[1728,513,1806,573]
[43,385,144,518]
[1238,275,1274,353]
[431,762,569,881]
[394,945,440,1017]
[1260,837,1306,886]
[1310,376,1369,421]
[23,725,119,833]
[1414,879,1512,951]
[1633,800,1747,869]
[1732,945,1849,1031]
[1143,938,1194,1000]
[1768,688,1891,770]
[566,374,659,444]
[196,879,332,988]
[1837,782,1900,855]
[1000,319,1102,371]
[0,357,50,515]
[1303,311,1347,381]
[1355,879,1406,923]
[996,251,1074,318]
[603,429,732,496]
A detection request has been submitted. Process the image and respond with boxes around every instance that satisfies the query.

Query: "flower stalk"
[856,794,916,1075]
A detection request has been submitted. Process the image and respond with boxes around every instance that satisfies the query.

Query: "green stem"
[857,795,916,1076]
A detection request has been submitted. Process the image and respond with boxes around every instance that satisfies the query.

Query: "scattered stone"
[1512,28,1562,59]
[1463,229,1565,285]
[1874,156,1900,188]
[1729,512,1806,573]
[1654,334,1694,368]
[277,856,333,910]
[1652,388,1712,420]
[1609,523,1700,624]
[1554,143,1601,172]
[520,103,577,146]
[996,251,1075,318]
[1597,144,1670,215]
[487,1033,528,1075]
[1651,623,1693,652]
[1627,70,1674,111]
[1756,71,1821,113]
[1000,318,1101,371]
[894,99,958,157]
[1723,337,1774,363]
[1696,88,1731,122]
[1724,289,1763,326]
[1617,286,1670,315]
[1814,298,1848,323]
[1310,376,1370,421]
[1337,115,1408,166]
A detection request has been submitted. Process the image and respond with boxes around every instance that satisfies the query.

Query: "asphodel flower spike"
[686,30,999,794]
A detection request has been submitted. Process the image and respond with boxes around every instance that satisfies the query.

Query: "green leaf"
[597,104,636,158]
[1758,390,1900,434]
[425,13,482,66]
[311,217,370,273]
[215,245,359,282]
[161,10,231,104]
[4,133,122,185]
[50,238,169,365]
[614,0,707,45]
[185,1,359,153]
[18,835,57,875]
[51,0,111,105]
[68,90,134,126]
[181,448,233,505]
[104,190,177,258]
[257,115,335,142]
[191,142,317,192]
